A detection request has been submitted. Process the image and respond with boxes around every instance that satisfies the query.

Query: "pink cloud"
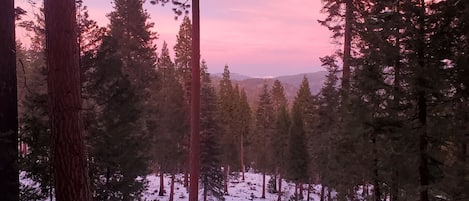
[16,0,335,76]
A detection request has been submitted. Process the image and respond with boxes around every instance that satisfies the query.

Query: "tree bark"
[44,0,91,200]
[0,0,19,200]
[188,0,200,200]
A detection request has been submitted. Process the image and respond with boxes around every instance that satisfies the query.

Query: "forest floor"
[143,170,323,201]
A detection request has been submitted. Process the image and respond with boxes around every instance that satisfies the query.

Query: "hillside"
[211,71,327,107]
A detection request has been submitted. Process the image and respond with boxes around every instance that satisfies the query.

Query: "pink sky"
[16,0,336,77]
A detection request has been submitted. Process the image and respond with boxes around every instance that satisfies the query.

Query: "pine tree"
[173,16,192,187]
[253,83,275,199]
[273,104,291,201]
[87,35,148,200]
[107,0,158,166]
[236,87,251,181]
[154,41,186,198]
[200,60,225,201]
[217,65,240,194]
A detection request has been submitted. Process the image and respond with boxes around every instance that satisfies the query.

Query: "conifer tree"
[253,83,275,199]
[273,104,291,201]
[154,41,186,198]
[200,60,225,201]
[87,35,149,200]
[217,65,240,194]
[174,16,192,186]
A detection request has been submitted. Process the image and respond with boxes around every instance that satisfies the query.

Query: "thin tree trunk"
[307,183,311,201]
[159,169,165,196]
[262,172,266,198]
[274,173,278,192]
[241,133,245,181]
[224,165,229,194]
[169,173,175,201]
[204,184,207,201]
[184,166,189,187]
[295,183,299,201]
[188,1,200,201]
[0,0,19,200]
[278,173,283,201]
[320,184,325,201]
[457,142,467,200]
[299,183,304,200]
[372,132,381,201]
[327,187,332,201]
[391,169,398,201]
[342,0,353,95]
[44,0,91,200]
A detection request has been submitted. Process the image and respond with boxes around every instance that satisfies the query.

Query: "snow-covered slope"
[21,170,324,200]
[143,171,322,201]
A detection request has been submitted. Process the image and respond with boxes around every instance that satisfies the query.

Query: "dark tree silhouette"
[0,0,19,200]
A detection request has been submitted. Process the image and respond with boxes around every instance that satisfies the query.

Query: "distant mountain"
[211,71,327,107]
[212,72,252,81]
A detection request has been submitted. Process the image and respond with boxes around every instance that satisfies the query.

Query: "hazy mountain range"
[212,71,327,107]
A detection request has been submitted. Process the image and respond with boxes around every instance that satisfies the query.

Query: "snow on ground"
[143,170,322,201]
[21,170,323,200]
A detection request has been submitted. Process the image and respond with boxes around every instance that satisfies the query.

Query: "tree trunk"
[0,0,19,200]
[184,166,189,187]
[457,142,467,200]
[327,187,332,201]
[417,1,429,201]
[307,183,311,201]
[391,169,398,201]
[261,172,266,198]
[274,173,278,192]
[224,165,229,194]
[44,0,91,200]
[342,0,353,94]
[169,173,175,201]
[295,183,299,201]
[320,184,325,201]
[159,170,165,196]
[278,173,283,201]
[188,0,200,200]
[299,183,304,200]
[372,132,381,201]
[241,133,245,181]
[204,185,207,201]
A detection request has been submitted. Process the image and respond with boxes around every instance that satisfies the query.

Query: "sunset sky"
[17,0,336,77]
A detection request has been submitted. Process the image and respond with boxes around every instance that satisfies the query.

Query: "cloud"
[29,0,335,76]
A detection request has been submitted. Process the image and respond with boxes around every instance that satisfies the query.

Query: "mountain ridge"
[211,71,327,107]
